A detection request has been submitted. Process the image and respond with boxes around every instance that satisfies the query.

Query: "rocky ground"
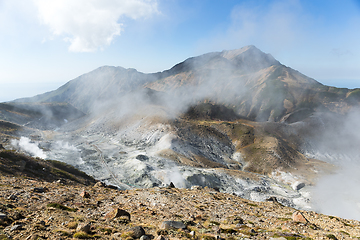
[1,171,360,240]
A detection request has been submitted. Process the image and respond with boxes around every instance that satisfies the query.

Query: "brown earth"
[0,151,359,240]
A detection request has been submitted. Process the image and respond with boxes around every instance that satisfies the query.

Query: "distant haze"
[0,81,66,103]
[1,0,360,102]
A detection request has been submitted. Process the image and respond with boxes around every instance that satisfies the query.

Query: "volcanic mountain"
[14,45,358,122]
[2,45,360,218]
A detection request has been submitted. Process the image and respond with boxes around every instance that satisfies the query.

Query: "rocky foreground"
[1,173,360,240]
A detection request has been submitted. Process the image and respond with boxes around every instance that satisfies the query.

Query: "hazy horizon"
[1,0,360,102]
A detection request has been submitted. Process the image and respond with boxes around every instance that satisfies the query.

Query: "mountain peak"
[221,45,258,60]
[221,45,280,71]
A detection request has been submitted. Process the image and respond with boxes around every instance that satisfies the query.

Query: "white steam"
[11,137,47,159]
[307,109,360,220]
[33,0,159,52]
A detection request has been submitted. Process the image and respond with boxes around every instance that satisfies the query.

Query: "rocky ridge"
[0,166,360,240]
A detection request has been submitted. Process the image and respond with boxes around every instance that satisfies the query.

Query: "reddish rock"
[292,211,308,223]
[80,191,90,198]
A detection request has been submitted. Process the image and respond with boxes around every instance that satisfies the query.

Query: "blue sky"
[0,0,360,102]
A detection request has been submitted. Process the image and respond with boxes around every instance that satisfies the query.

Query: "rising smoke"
[11,136,46,159]
[305,108,360,220]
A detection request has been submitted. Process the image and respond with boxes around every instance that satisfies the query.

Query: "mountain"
[14,45,359,122]
[3,45,360,220]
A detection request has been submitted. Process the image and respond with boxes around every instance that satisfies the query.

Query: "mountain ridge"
[2,46,360,221]
[12,45,358,123]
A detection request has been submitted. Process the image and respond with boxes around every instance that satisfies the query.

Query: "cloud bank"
[33,0,159,52]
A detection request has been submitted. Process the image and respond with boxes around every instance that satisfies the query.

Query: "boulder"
[80,191,90,198]
[140,235,151,240]
[76,222,91,233]
[160,221,186,230]
[105,208,130,220]
[292,211,308,223]
[292,181,305,191]
[94,182,106,188]
[126,226,145,238]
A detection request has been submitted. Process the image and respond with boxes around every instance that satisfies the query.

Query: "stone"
[292,182,306,191]
[0,213,7,220]
[105,208,131,220]
[190,185,202,190]
[80,191,90,198]
[76,222,91,233]
[160,221,186,230]
[155,235,167,240]
[140,235,151,240]
[112,232,122,239]
[94,182,105,188]
[127,226,145,238]
[10,224,23,231]
[55,179,66,184]
[266,196,278,202]
[32,187,47,193]
[136,154,149,161]
[292,211,308,223]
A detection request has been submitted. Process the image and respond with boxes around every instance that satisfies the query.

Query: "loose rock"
[76,222,91,233]
[10,224,23,231]
[155,235,167,240]
[160,221,186,230]
[126,226,145,239]
[140,235,151,240]
[292,211,308,223]
[94,181,106,188]
[80,190,90,198]
[105,208,130,220]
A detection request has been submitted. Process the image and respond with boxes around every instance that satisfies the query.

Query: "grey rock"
[136,154,149,161]
[140,235,151,240]
[0,213,7,220]
[168,182,175,188]
[127,226,145,239]
[292,182,306,191]
[10,224,23,231]
[160,221,186,230]
[76,222,91,233]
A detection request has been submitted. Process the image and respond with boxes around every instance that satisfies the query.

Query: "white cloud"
[33,0,159,52]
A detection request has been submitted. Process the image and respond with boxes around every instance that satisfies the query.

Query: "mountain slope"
[14,45,358,122]
[3,45,360,219]
[15,66,153,114]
